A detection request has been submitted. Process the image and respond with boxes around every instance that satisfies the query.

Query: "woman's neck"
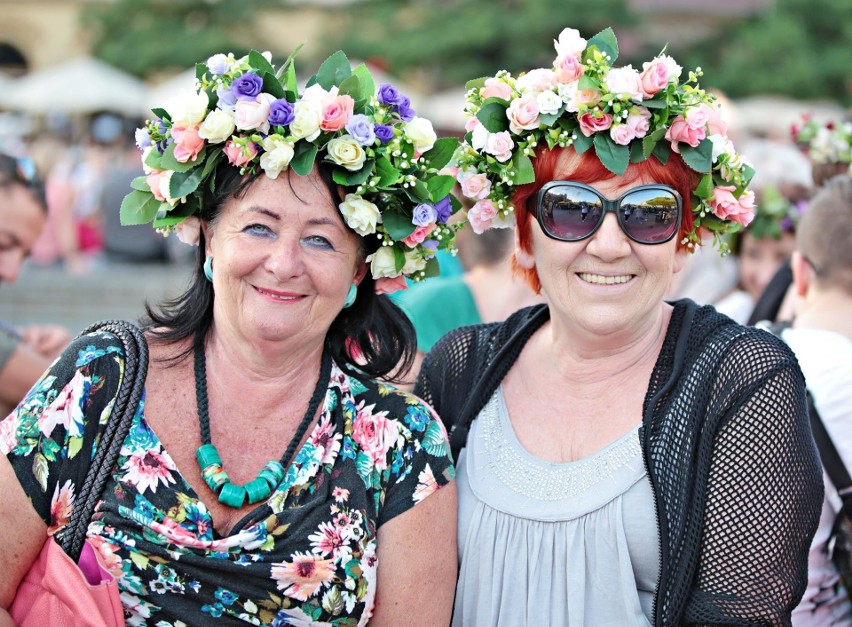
[794,289,852,342]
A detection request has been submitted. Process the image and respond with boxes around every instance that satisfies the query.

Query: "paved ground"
[0,257,195,336]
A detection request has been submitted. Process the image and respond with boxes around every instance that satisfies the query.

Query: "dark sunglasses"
[535,181,682,245]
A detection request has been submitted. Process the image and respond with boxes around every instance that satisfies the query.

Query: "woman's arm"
[371,480,457,625]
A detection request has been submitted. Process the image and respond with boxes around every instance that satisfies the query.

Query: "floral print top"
[1,330,455,626]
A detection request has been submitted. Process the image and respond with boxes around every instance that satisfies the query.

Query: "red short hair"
[511,146,698,293]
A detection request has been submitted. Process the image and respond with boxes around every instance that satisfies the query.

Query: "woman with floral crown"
[0,49,459,625]
[415,26,823,625]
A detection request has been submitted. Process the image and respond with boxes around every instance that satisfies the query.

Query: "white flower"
[234,93,276,134]
[401,250,427,275]
[514,68,554,95]
[339,193,382,236]
[367,247,400,278]
[289,100,322,142]
[158,170,183,207]
[484,131,514,163]
[198,108,235,144]
[141,146,155,175]
[165,89,209,128]
[536,90,563,116]
[259,135,295,179]
[557,82,579,112]
[710,134,735,163]
[327,135,367,172]
[471,123,490,151]
[554,28,587,59]
[404,117,437,153]
[604,66,643,101]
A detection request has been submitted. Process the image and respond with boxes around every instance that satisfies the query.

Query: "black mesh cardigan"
[415,299,823,626]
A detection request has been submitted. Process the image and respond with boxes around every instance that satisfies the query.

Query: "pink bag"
[10,536,124,627]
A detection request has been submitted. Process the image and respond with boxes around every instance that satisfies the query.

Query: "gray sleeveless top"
[454,387,660,626]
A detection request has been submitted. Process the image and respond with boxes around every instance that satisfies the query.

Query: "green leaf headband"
[121,49,461,291]
[453,27,757,253]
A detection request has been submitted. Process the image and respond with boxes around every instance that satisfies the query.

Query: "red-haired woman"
[415,26,823,626]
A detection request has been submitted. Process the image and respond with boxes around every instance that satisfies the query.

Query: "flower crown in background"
[792,115,852,165]
[453,27,756,252]
[121,49,462,291]
[744,185,805,241]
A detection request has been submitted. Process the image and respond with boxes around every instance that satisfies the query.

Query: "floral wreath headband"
[121,49,462,293]
[792,115,852,166]
[453,27,757,253]
[744,185,805,241]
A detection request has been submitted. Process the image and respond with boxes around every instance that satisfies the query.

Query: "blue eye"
[305,235,334,250]
[244,224,273,237]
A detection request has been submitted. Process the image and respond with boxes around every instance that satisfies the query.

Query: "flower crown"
[453,27,756,252]
[744,185,804,241]
[120,49,462,292]
[792,115,852,165]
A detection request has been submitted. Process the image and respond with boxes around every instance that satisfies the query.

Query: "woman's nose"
[585,213,631,260]
[266,239,306,280]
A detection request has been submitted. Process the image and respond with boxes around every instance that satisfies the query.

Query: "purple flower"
[394,96,415,122]
[135,128,151,149]
[412,203,437,226]
[346,114,376,146]
[434,196,452,223]
[268,99,295,127]
[374,124,394,145]
[422,239,439,251]
[216,85,237,109]
[207,54,229,76]
[378,83,403,106]
[232,72,263,100]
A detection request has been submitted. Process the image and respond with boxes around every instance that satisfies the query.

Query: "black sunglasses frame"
[535,181,683,245]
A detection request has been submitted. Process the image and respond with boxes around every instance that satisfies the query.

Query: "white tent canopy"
[0,57,150,116]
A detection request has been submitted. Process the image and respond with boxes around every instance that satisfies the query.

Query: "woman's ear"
[513,229,535,270]
[353,261,369,286]
[791,250,810,297]
[201,221,213,257]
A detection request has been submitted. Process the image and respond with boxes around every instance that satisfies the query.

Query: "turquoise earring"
[343,283,357,308]
[203,255,213,282]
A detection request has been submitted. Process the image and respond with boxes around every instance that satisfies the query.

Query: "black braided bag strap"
[60,320,148,562]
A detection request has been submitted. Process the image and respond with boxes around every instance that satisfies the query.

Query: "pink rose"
[555,54,584,84]
[173,216,201,246]
[352,406,398,470]
[706,103,728,137]
[171,124,205,163]
[639,59,671,97]
[439,166,459,177]
[578,111,614,137]
[665,115,705,153]
[710,186,756,226]
[604,66,643,101]
[321,94,355,132]
[575,88,602,108]
[626,106,652,137]
[609,123,636,146]
[402,223,436,248]
[146,170,166,202]
[507,95,540,134]
[374,275,408,295]
[480,77,512,101]
[458,169,492,200]
[484,131,514,162]
[685,104,711,130]
[515,68,554,94]
[234,93,276,133]
[224,140,258,167]
[467,199,497,234]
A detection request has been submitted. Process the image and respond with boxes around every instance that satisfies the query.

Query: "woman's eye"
[244,224,273,237]
[305,235,333,249]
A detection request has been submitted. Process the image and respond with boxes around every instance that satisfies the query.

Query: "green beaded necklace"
[193,338,332,509]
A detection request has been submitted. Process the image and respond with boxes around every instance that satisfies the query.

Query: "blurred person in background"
[417,26,822,625]
[0,49,458,625]
[0,152,70,416]
[779,174,852,625]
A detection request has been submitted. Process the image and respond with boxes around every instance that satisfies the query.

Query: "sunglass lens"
[619,189,679,243]
[540,186,603,241]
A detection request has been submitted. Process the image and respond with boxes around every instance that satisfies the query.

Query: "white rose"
[198,108,236,144]
[301,83,335,105]
[327,135,367,172]
[604,66,643,101]
[401,250,427,275]
[557,82,579,112]
[554,28,587,59]
[234,93,275,134]
[471,123,490,151]
[484,131,514,163]
[260,135,295,179]
[536,90,563,116]
[165,89,209,128]
[158,170,183,207]
[367,246,400,278]
[141,145,155,175]
[289,100,322,142]
[514,68,554,95]
[404,117,437,153]
[339,193,382,236]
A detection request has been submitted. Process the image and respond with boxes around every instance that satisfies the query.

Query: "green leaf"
[200,149,224,181]
[630,141,648,163]
[248,50,276,77]
[151,107,170,121]
[169,165,204,198]
[352,64,375,102]
[423,255,441,278]
[694,172,714,199]
[421,137,459,170]
[538,112,560,127]
[652,140,670,165]
[383,211,416,241]
[422,420,448,457]
[465,77,487,91]
[291,142,318,176]
[405,179,430,204]
[392,246,406,273]
[130,175,149,191]
[313,50,352,90]
[158,143,198,173]
[642,98,668,110]
[577,75,598,92]
[642,126,668,159]
[375,156,400,188]
[261,73,285,99]
[33,453,48,492]
[330,160,374,187]
[120,190,162,225]
[427,175,456,202]
[194,62,207,82]
[144,148,165,170]
[594,133,630,175]
[587,27,619,64]
[572,132,593,155]
[679,138,713,173]
[741,163,756,186]
[68,436,83,460]
[511,151,536,185]
[337,73,363,99]
[476,100,509,133]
